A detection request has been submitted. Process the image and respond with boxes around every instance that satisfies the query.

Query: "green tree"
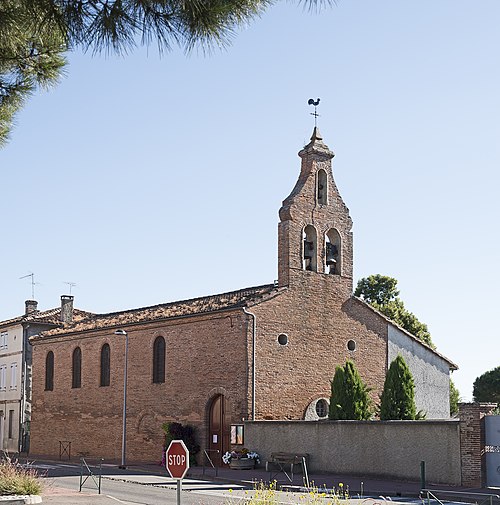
[380,355,417,420]
[473,366,500,403]
[0,1,66,146]
[329,360,372,420]
[449,378,460,416]
[355,274,434,348]
[354,274,399,305]
[0,0,327,146]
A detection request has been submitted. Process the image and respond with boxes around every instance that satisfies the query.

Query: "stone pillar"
[459,402,497,487]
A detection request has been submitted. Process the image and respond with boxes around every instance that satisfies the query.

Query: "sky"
[1,0,499,402]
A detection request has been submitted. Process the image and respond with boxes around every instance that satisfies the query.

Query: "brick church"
[29,128,456,463]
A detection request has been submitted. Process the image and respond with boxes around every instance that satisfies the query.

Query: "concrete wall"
[388,326,450,419]
[246,420,461,485]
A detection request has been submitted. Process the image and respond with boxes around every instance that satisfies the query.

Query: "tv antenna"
[63,281,77,295]
[20,272,39,299]
[308,98,321,127]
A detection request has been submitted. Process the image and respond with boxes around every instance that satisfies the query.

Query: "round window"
[347,339,356,351]
[315,399,328,418]
[277,334,288,346]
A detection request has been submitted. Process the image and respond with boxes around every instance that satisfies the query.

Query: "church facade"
[29,129,456,463]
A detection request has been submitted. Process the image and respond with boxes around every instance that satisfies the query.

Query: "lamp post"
[115,329,128,469]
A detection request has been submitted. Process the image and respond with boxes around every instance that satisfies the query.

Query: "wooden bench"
[266,452,309,483]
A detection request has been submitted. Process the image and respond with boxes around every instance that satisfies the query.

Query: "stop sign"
[166,440,190,479]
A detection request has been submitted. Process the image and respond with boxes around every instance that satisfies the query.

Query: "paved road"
[33,461,247,504]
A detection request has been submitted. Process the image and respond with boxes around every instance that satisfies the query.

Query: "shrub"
[162,422,200,465]
[0,458,42,496]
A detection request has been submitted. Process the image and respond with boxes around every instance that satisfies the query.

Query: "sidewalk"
[24,458,500,505]
[135,461,497,498]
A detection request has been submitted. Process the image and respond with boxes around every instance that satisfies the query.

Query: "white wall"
[388,325,450,419]
[0,323,23,451]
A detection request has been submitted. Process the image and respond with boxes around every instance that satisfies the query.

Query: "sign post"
[166,440,190,505]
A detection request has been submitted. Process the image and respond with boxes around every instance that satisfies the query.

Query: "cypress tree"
[329,360,372,420]
[329,365,346,420]
[380,355,417,420]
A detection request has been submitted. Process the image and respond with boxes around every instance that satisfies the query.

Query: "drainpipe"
[243,308,256,421]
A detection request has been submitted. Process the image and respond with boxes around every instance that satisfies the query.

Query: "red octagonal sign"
[166,440,190,479]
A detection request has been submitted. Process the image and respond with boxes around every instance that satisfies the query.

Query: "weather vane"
[308,98,321,127]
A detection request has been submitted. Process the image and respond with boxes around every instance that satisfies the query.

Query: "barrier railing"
[79,457,103,494]
[202,449,219,477]
[421,489,500,505]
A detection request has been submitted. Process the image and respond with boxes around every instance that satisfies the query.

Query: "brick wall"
[251,272,388,420]
[278,129,353,296]
[459,402,497,487]
[30,310,250,462]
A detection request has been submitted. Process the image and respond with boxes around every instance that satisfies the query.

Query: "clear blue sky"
[1,0,498,402]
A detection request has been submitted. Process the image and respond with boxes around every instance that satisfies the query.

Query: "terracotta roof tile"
[34,284,280,340]
[0,308,92,329]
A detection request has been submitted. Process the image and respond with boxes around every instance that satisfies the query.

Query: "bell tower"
[277,127,353,296]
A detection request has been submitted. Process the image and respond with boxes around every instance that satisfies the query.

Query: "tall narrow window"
[45,351,54,391]
[72,347,82,389]
[0,365,6,391]
[303,225,318,272]
[100,343,110,387]
[153,336,165,384]
[317,169,327,205]
[0,332,7,350]
[326,228,341,275]
[9,363,17,390]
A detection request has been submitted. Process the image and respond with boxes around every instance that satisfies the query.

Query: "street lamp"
[115,329,128,469]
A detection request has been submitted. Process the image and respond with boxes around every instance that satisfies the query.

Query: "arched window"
[45,351,54,391]
[72,347,81,389]
[303,225,317,272]
[326,228,341,275]
[153,336,165,384]
[100,343,110,387]
[317,169,327,205]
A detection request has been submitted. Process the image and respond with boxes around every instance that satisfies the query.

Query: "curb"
[0,496,42,504]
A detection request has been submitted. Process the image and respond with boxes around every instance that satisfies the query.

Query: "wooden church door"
[208,394,230,466]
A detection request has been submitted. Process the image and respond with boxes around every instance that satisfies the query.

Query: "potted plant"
[222,448,260,469]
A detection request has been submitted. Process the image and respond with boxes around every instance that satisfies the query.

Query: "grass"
[0,456,42,496]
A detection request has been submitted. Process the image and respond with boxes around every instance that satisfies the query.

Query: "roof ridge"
[86,283,276,319]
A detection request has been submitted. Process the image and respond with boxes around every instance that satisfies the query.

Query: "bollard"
[420,461,426,490]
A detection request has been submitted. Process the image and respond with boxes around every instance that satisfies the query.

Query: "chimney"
[60,295,74,323]
[25,300,38,315]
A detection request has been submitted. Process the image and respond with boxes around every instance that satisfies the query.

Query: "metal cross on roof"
[308,98,321,127]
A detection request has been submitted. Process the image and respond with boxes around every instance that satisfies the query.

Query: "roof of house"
[0,307,92,330]
[31,284,281,341]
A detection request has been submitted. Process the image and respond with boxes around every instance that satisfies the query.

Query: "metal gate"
[485,415,500,487]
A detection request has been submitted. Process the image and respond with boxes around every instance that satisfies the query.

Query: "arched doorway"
[208,394,230,466]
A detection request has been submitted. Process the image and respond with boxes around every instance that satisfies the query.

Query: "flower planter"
[228,458,255,470]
